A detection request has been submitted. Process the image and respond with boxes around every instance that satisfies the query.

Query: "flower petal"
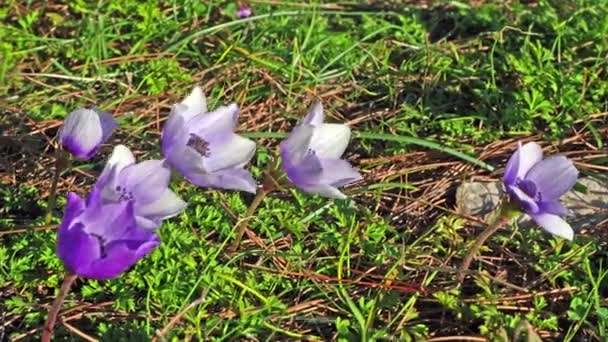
[280,124,314,166]
[161,105,188,156]
[188,168,257,193]
[204,134,255,172]
[318,158,363,187]
[99,145,136,183]
[79,188,136,241]
[119,160,171,204]
[283,152,322,187]
[303,101,324,126]
[57,222,100,276]
[60,108,103,159]
[309,123,351,159]
[299,183,347,199]
[165,145,205,177]
[97,145,136,201]
[96,109,118,143]
[538,200,569,216]
[136,189,187,227]
[526,156,578,200]
[503,142,543,186]
[62,192,86,226]
[508,185,540,214]
[187,104,239,142]
[178,86,207,123]
[531,213,574,240]
[78,234,159,280]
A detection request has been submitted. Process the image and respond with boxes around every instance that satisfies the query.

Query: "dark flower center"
[91,233,108,258]
[115,185,134,202]
[517,179,541,201]
[187,133,211,157]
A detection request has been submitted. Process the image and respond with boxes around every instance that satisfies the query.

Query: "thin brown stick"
[42,273,78,342]
[61,319,98,342]
[152,296,206,342]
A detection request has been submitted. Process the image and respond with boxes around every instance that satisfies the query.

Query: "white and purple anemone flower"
[280,101,362,199]
[59,108,118,160]
[161,87,257,193]
[503,142,579,240]
[95,145,186,229]
[57,188,159,280]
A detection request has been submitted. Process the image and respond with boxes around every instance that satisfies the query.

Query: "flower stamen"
[186,133,211,158]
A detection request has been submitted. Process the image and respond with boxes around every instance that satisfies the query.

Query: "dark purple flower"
[280,101,362,199]
[59,108,118,160]
[161,87,257,193]
[503,142,578,240]
[57,189,159,280]
[95,145,186,229]
[236,6,252,19]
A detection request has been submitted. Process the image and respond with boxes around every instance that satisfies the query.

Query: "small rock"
[455,181,503,218]
[561,177,608,232]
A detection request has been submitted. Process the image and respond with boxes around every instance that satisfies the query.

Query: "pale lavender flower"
[59,108,118,160]
[503,142,578,240]
[57,188,159,280]
[280,101,362,199]
[236,6,252,18]
[161,87,257,193]
[95,145,186,229]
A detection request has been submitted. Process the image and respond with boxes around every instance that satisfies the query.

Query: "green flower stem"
[457,200,520,284]
[42,272,77,342]
[45,150,70,224]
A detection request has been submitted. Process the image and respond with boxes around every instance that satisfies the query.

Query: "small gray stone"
[455,181,504,218]
[561,177,608,232]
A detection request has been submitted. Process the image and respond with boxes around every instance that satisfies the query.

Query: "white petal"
[106,145,136,172]
[60,109,103,156]
[120,160,171,203]
[178,86,207,122]
[531,213,574,240]
[303,101,324,126]
[318,158,363,187]
[136,216,161,230]
[97,145,137,198]
[188,104,239,140]
[309,123,351,159]
[166,144,205,175]
[137,189,186,223]
[280,124,314,165]
[204,134,255,172]
[516,142,543,179]
[187,168,257,193]
[300,183,347,199]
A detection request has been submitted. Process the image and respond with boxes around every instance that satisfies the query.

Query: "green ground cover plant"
[1,0,607,341]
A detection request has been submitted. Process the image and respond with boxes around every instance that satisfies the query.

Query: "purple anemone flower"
[503,142,578,240]
[57,189,159,280]
[236,5,253,18]
[280,101,362,199]
[161,87,257,193]
[59,108,118,160]
[95,145,186,229]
